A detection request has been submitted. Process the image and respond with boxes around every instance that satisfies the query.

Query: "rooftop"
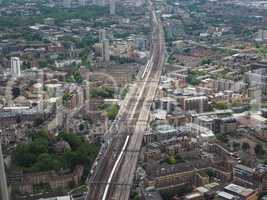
[224,183,254,197]
[217,191,235,200]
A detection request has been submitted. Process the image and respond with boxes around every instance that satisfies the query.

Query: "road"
[86,0,165,199]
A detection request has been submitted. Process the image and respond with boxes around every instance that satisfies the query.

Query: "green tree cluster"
[254,144,265,157]
[12,131,99,173]
[166,155,177,165]
[214,101,229,110]
[106,104,119,120]
[201,57,212,65]
[186,70,200,86]
[242,142,250,151]
[90,87,115,98]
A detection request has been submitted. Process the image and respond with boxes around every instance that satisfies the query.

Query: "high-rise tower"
[10,57,21,78]
[102,39,110,62]
[109,0,115,15]
[99,29,106,43]
[63,0,71,8]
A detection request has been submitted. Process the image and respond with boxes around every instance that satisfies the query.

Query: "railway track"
[86,1,165,199]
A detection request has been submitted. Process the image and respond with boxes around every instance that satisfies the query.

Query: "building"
[109,0,116,15]
[9,165,84,194]
[247,68,267,102]
[44,18,55,25]
[10,57,21,77]
[79,0,86,6]
[233,164,258,189]
[218,117,237,134]
[101,39,110,62]
[232,164,267,192]
[99,29,106,43]
[203,142,239,164]
[183,96,209,113]
[153,123,177,141]
[213,79,245,93]
[153,97,176,113]
[184,123,215,142]
[255,29,267,42]
[145,160,210,190]
[216,183,258,200]
[93,0,105,6]
[193,112,237,134]
[39,196,71,200]
[145,160,231,191]
[94,43,103,56]
[63,0,71,8]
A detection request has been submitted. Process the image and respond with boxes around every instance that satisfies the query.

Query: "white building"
[110,0,116,15]
[39,195,71,200]
[96,0,105,6]
[63,0,71,8]
[99,29,106,43]
[102,39,110,62]
[255,29,267,42]
[79,0,86,6]
[10,57,21,78]
[184,123,215,142]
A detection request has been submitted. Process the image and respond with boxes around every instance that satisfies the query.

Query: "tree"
[63,150,79,169]
[76,143,98,165]
[216,133,229,143]
[12,87,20,98]
[254,144,265,157]
[90,87,115,98]
[12,129,99,174]
[133,196,141,200]
[13,144,36,168]
[106,104,119,120]
[242,142,250,151]
[207,169,215,179]
[166,155,177,165]
[214,101,228,110]
[32,128,49,140]
[79,123,86,131]
[201,57,212,65]
[59,132,83,151]
[73,71,83,84]
[186,70,200,86]
[233,141,241,150]
[32,153,63,172]
[29,138,49,155]
[63,92,72,105]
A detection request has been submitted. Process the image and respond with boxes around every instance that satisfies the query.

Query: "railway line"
[86,0,165,199]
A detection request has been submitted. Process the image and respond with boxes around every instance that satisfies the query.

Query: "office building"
[10,57,21,78]
[101,39,110,62]
[233,164,258,189]
[79,0,86,6]
[216,183,257,200]
[94,0,105,6]
[183,96,209,113]
[63,0,71,8]
[247,68,267,103]
[255,29,267,42]
[109,0,116,15]
[99,29,106,43]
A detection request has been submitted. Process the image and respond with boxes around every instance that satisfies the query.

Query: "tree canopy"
[12,131,99,173]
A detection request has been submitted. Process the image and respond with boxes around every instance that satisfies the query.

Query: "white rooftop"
[217,191,235,200]
[224,183,254,197]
